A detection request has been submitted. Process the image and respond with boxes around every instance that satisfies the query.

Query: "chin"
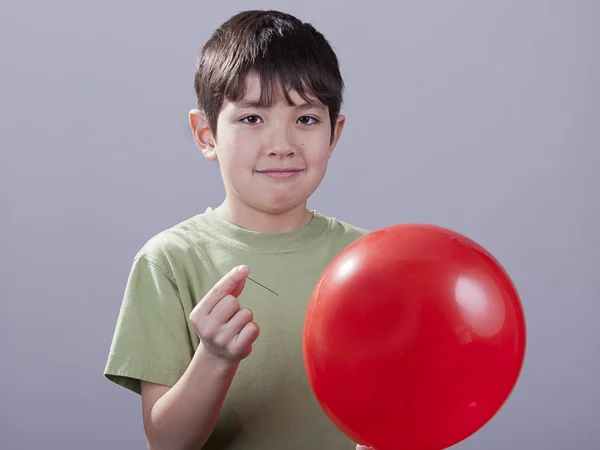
[237,186,314,215]
[256,196,306,215]
[262,203,301,215]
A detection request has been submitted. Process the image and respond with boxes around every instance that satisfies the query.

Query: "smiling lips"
[255,167,304,179]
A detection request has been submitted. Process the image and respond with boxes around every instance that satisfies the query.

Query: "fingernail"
[237,265,248,273]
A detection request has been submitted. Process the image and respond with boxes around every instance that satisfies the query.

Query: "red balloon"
[303,224,526,450]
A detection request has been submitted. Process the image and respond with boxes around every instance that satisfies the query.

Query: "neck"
[214,198,314,233]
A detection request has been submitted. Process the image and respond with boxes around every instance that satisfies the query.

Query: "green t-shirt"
[104,207,369,449]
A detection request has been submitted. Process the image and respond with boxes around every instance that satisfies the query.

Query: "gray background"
[1,0,598,448]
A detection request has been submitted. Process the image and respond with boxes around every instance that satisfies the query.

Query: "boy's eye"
[240,115,319,125]
[241,115,262,124]
[298,116,319,125]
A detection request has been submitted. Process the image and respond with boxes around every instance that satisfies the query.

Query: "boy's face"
[190,72,345,217]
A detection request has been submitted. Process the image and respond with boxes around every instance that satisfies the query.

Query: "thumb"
[229,266,249,298]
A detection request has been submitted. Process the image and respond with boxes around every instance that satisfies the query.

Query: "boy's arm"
[141,345,238,450]
[141,265,259,450]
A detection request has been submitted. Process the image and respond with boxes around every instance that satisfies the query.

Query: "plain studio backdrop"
[1,0,598,448]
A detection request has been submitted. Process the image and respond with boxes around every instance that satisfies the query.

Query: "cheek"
[304,143,332,166]
[223,155,252,182]
[301,129,333,161]
[219,135,255,171]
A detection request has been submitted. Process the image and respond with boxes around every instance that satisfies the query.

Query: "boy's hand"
[189,265,259,361]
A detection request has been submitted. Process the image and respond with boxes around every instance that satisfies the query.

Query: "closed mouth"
[256,168,304,173]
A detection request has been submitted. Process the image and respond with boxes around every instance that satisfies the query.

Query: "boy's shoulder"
[132,214,203,271]
[312,211,370,257]
[318,211,369,240]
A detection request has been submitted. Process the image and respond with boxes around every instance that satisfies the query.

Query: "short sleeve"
[104,254,194,395]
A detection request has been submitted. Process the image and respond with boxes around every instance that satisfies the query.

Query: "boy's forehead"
[233,72,324,109]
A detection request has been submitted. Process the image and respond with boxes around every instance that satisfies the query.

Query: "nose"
[266,126,296,158]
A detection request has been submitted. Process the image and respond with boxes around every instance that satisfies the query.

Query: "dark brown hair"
[194,10,344,140]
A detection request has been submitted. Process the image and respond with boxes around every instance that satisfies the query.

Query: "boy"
[104,9,371,450]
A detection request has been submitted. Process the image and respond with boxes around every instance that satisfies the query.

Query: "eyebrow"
[236,99,326,112]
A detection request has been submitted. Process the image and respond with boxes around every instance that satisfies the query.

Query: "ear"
[328,114,346,158]
[189,109,217,160]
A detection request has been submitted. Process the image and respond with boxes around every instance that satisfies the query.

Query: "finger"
[232,320,260,352]
[198,265,249,314]
[221,307,253,340]
[229,275,247,299]
[210,294,241,324]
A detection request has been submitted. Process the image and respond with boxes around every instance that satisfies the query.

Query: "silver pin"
[247,276,279,296]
